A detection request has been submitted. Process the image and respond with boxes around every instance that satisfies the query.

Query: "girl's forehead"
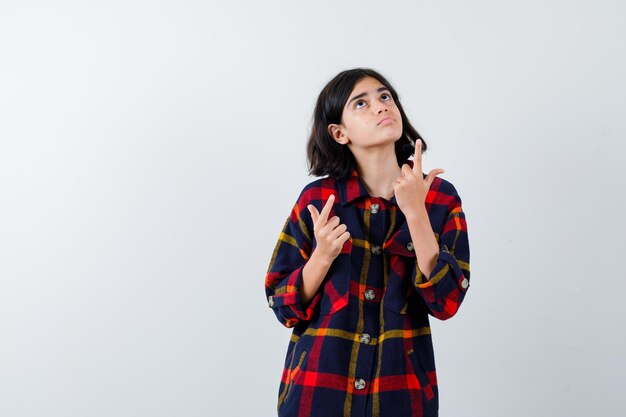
[352,76,385,91]
[349,80,389,100]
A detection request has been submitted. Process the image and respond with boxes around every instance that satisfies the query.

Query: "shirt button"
[371,244,382,255]
[370,203,380,214]
[364,289,376,301]
[461,278,469,289]
[354,379,366,390]
[406,241,414,251]
[268,295,274,308]
[359,333,371,344]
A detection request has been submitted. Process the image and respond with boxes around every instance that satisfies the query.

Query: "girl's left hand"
[393,138,445,219]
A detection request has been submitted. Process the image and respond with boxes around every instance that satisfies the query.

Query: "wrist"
[310,249,334,268]
[404,205,427,222]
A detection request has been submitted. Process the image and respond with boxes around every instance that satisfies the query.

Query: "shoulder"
[431,175,463,209]
[294,176,338,206]
[285,177,338,235]
[284,176,337,222]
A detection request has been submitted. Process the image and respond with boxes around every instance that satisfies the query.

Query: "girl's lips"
[378,117,393,125]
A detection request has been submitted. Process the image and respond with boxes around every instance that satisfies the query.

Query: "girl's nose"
[373,99,389,114]
[374,103,389,114]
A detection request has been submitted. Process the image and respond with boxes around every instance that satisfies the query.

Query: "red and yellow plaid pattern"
[265,160,471,416]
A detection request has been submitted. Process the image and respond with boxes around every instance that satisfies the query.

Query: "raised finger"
[318,194,335,226]
[412,138,422,174]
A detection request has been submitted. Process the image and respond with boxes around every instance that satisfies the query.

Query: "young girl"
[264,68,470,417]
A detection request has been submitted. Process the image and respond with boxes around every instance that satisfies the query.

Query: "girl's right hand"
[307,194,351,263]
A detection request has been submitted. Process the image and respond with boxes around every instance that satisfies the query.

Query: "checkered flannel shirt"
[265,159,471,417]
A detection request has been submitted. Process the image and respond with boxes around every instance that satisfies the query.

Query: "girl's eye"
[355,93,392,109]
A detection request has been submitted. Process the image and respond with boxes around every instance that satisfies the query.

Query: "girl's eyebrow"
[346,86,390,107]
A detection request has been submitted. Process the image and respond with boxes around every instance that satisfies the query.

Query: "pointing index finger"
[318,194,335,225]
[413,138,422,174]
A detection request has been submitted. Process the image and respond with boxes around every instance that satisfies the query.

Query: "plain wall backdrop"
[1,1,625,416]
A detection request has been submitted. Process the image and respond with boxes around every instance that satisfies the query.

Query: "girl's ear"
[328,123,349,145]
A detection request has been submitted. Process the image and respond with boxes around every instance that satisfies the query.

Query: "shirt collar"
[337,159,414,206]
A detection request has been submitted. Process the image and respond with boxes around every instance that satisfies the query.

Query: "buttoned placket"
[350,197,389,414]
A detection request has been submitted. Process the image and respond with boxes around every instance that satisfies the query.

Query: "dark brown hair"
[306,67,426,179]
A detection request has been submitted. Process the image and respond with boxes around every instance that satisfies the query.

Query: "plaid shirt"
[265,159,470,417]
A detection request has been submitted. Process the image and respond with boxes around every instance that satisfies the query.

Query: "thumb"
[307,204,318,223]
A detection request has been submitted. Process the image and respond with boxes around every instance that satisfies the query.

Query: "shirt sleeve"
[412,189,470,320]
[264,190,323,328]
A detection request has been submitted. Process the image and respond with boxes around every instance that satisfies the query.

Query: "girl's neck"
[353,147,402,200]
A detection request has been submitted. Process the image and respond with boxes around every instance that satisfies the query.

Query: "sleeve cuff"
[414,241,469,293]
[267,266,323,325]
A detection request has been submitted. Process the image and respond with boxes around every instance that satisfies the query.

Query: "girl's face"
[328,76,403,150]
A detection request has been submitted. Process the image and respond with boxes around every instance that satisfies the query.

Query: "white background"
[1,1,625,416]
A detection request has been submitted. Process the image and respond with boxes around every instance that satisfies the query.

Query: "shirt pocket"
[382,256,412,314]
[382,227,414,314]
[318,239,351,315]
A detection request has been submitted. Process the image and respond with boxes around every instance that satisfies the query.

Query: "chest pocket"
[318,238,351,315]
[382,226,415,314]
[382,262,412,314]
